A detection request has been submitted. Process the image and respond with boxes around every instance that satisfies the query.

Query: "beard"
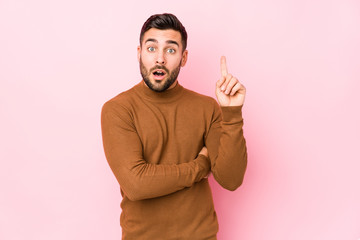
[140,59,182,92]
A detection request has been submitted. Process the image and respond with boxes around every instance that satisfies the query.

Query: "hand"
[198,146,208,158]
[216,56,246,106]
[198,146,211,178]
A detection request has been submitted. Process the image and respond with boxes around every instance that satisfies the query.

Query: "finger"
[220,56,228,78]
[199,146,208,157]
[216,76,226,89]
[224,77,238,94]
[220,73,232,92]
[230,82,242,96]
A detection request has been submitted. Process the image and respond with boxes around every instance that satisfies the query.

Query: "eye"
[167,48,175,54]
[147,47,155,52]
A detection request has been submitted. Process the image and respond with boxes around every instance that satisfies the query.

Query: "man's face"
[138,28,188,92]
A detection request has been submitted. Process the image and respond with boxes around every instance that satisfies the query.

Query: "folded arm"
[101,101,210,201]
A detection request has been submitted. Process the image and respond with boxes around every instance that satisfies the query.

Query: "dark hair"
[140,13,188,51]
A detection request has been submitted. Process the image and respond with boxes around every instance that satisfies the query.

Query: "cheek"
[168,54,182,66]
[174,55,183,68]
[140,53,153,66]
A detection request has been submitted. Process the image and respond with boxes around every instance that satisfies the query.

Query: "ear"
[137,45,141,62]
[181,50,188,67]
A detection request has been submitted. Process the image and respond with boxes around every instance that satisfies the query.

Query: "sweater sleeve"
[205,101,247,191]
[101,101,210,201]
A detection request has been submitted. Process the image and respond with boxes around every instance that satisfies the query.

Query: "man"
[101,13,247,240]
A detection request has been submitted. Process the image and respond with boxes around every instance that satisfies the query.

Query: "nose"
[156,52,166,65]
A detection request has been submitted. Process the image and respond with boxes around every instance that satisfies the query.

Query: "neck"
[142,80,178,91]
[136,80,184,103]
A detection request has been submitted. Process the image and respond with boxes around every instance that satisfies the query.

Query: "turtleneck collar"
[134,80,185,103]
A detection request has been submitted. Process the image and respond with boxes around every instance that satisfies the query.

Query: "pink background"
[1,0,360,239]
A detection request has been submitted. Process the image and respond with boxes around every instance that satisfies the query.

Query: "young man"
[101,13,247,240]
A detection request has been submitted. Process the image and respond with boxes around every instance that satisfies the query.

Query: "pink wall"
[1,0,360,239]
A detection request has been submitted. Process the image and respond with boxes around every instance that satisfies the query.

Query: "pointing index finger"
[220,56,228,77]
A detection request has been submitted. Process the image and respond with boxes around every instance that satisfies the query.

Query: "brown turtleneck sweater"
[101,81,247,240]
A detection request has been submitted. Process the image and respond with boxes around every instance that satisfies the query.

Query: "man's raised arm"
[205,56,248,191]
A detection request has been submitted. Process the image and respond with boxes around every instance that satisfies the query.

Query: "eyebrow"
[145,38,179,47]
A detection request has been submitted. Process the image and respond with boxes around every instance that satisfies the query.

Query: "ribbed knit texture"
[101,81,247,240]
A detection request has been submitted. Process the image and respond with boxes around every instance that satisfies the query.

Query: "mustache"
[150,65,170,74]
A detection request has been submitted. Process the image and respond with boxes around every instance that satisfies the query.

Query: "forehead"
[142,28,182,45]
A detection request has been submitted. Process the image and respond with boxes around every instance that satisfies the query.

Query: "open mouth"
[153,70,166,76]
